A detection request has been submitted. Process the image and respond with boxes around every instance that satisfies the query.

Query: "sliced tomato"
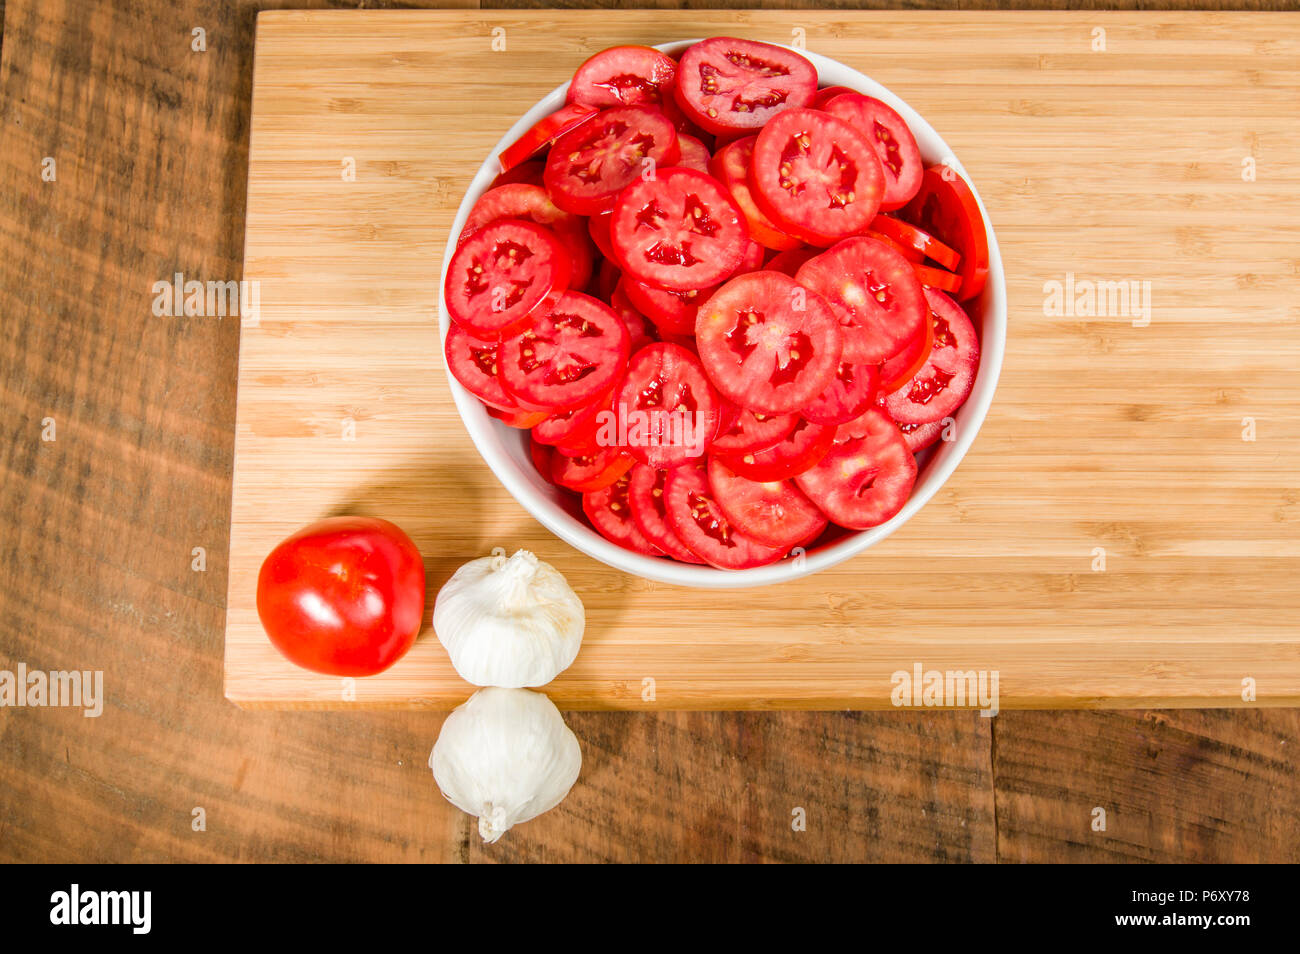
[882,288,980,425]
[608,281,657,352]
[583,470,664,556]
[627,464,705,563]
[809,85,857,110]
[552,444,635,493]
[898,418,946,454]
[764,245,818,277]
[463,183,594,290]
[695,270,842,414]
[878,306,934,393]
[716,416,835,482]
[443,323,515,410]
[587,210,615,259]
[749,108,884,247]
[498,102,599,174]
[490,159,546,189]
[614,342,721,468]
[609,166,747,292]
[529,435,554,481]
[803,361,879,426]
[795,407,916,529]
[822,94,922,211]
[663,462,785,569]
[591,257,621,301]
[568,45,678,110]
[901,165,990,301]
[730,238,766,278]
[486,404,550,429]
[863,229,923,263]
[543,106,680,216]
[794,236,926,364]
[620,277,714,337]
[709,136,802,251]
[710,406,797,455]
[444,219,571,338]
[673,37,817,137]
[675,133,712,173]
[498,291,630,410]
[532,384,614,448]
[706,457,827,549]
[870,215,961,271]
[913,262,963,295]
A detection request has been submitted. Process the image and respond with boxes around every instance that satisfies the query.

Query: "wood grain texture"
[1,0,1297,864]
[228,9,1300,710]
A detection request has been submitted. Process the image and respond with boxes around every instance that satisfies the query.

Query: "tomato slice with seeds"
[870,215,961,271]
[529,435,555,481]
[803,361,879,426]
[498,291,630,410]
[749,108,884,247]
[901,165,990,301]
[709,136,802,251]
[627,463,705,563]
[486,404,550,429]
[707,456,827,550]
[795,236,926,364]
[764,245,818,278]
[897,418,946,454]
[609,166,747,292]
[533,384,614,448]
[498,102,599,174]
[716,416,835,482]
[608,281,657,352]
[567,45,678,110]
[551,445,635,493]
[663,462,785,569]
[490,158,546,189]
[863,229,923,263]
[675,133,712,173]
[709,405,797,455]
[878,305,934,394]
[544,106,680,216]
[673,37,818,137]
[795,407,917,529]
[463,184,595,290]
[443,323,516,410]
[444,219,571,338]
[695,270,843,414]
[913,262,963,295]
[730,238,766,278]
[822,94,923,211]
[615,342,721,468]
[882,288,980,425]
[810,85,858,110]
[583,470,665,556]
[620,277,715,337]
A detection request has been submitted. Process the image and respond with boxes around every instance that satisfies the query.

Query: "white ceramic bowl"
[438,40,1006,588]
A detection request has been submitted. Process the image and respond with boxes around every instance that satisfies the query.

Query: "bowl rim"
[438,39,1006,589]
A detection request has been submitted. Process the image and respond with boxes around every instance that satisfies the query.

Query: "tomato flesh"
[803,361,879,426]
[552,445,635,492]
[498,291,630,410]
[583,470,664,556]
[707,456,827,549]
[445,219,571,338]
[673,37,817,136]
[902,165,990,301]
[499,102,599,174]
[464,184,595,289]
[710,137,803,252]
[544,106,680,215]
[709,406,797,455]
[675,133,713,173]
[627,463,705,563]
[621,277,714,337]
[716,416,835,482]
[871,214,961,271]
[882,288,980,425]
[444,322,515,411]
[795,235,926,364]
[795,408,917,529]
[663,462,785,569]
[749,108,884,247]
[822,94,923,211]
[878,305,935,394]
[695,270,843,414]
[256,517,425,677]
[610,167,747,292]
[568,45,678,110]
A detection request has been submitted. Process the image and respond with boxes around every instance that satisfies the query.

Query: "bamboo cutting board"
[225,10,1300,710]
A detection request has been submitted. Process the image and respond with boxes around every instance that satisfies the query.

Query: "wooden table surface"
[2,0,1298,863]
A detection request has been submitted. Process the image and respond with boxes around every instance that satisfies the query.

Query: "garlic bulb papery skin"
[430,687,582,843]
[433,548,584,688]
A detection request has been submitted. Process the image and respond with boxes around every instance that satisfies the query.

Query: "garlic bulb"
[430,687,581,843]
[433,547,584,688]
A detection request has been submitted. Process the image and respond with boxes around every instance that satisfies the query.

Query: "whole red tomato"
[256,516,426,676]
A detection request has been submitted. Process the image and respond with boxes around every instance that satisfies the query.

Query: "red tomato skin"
[256,517,425,677]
